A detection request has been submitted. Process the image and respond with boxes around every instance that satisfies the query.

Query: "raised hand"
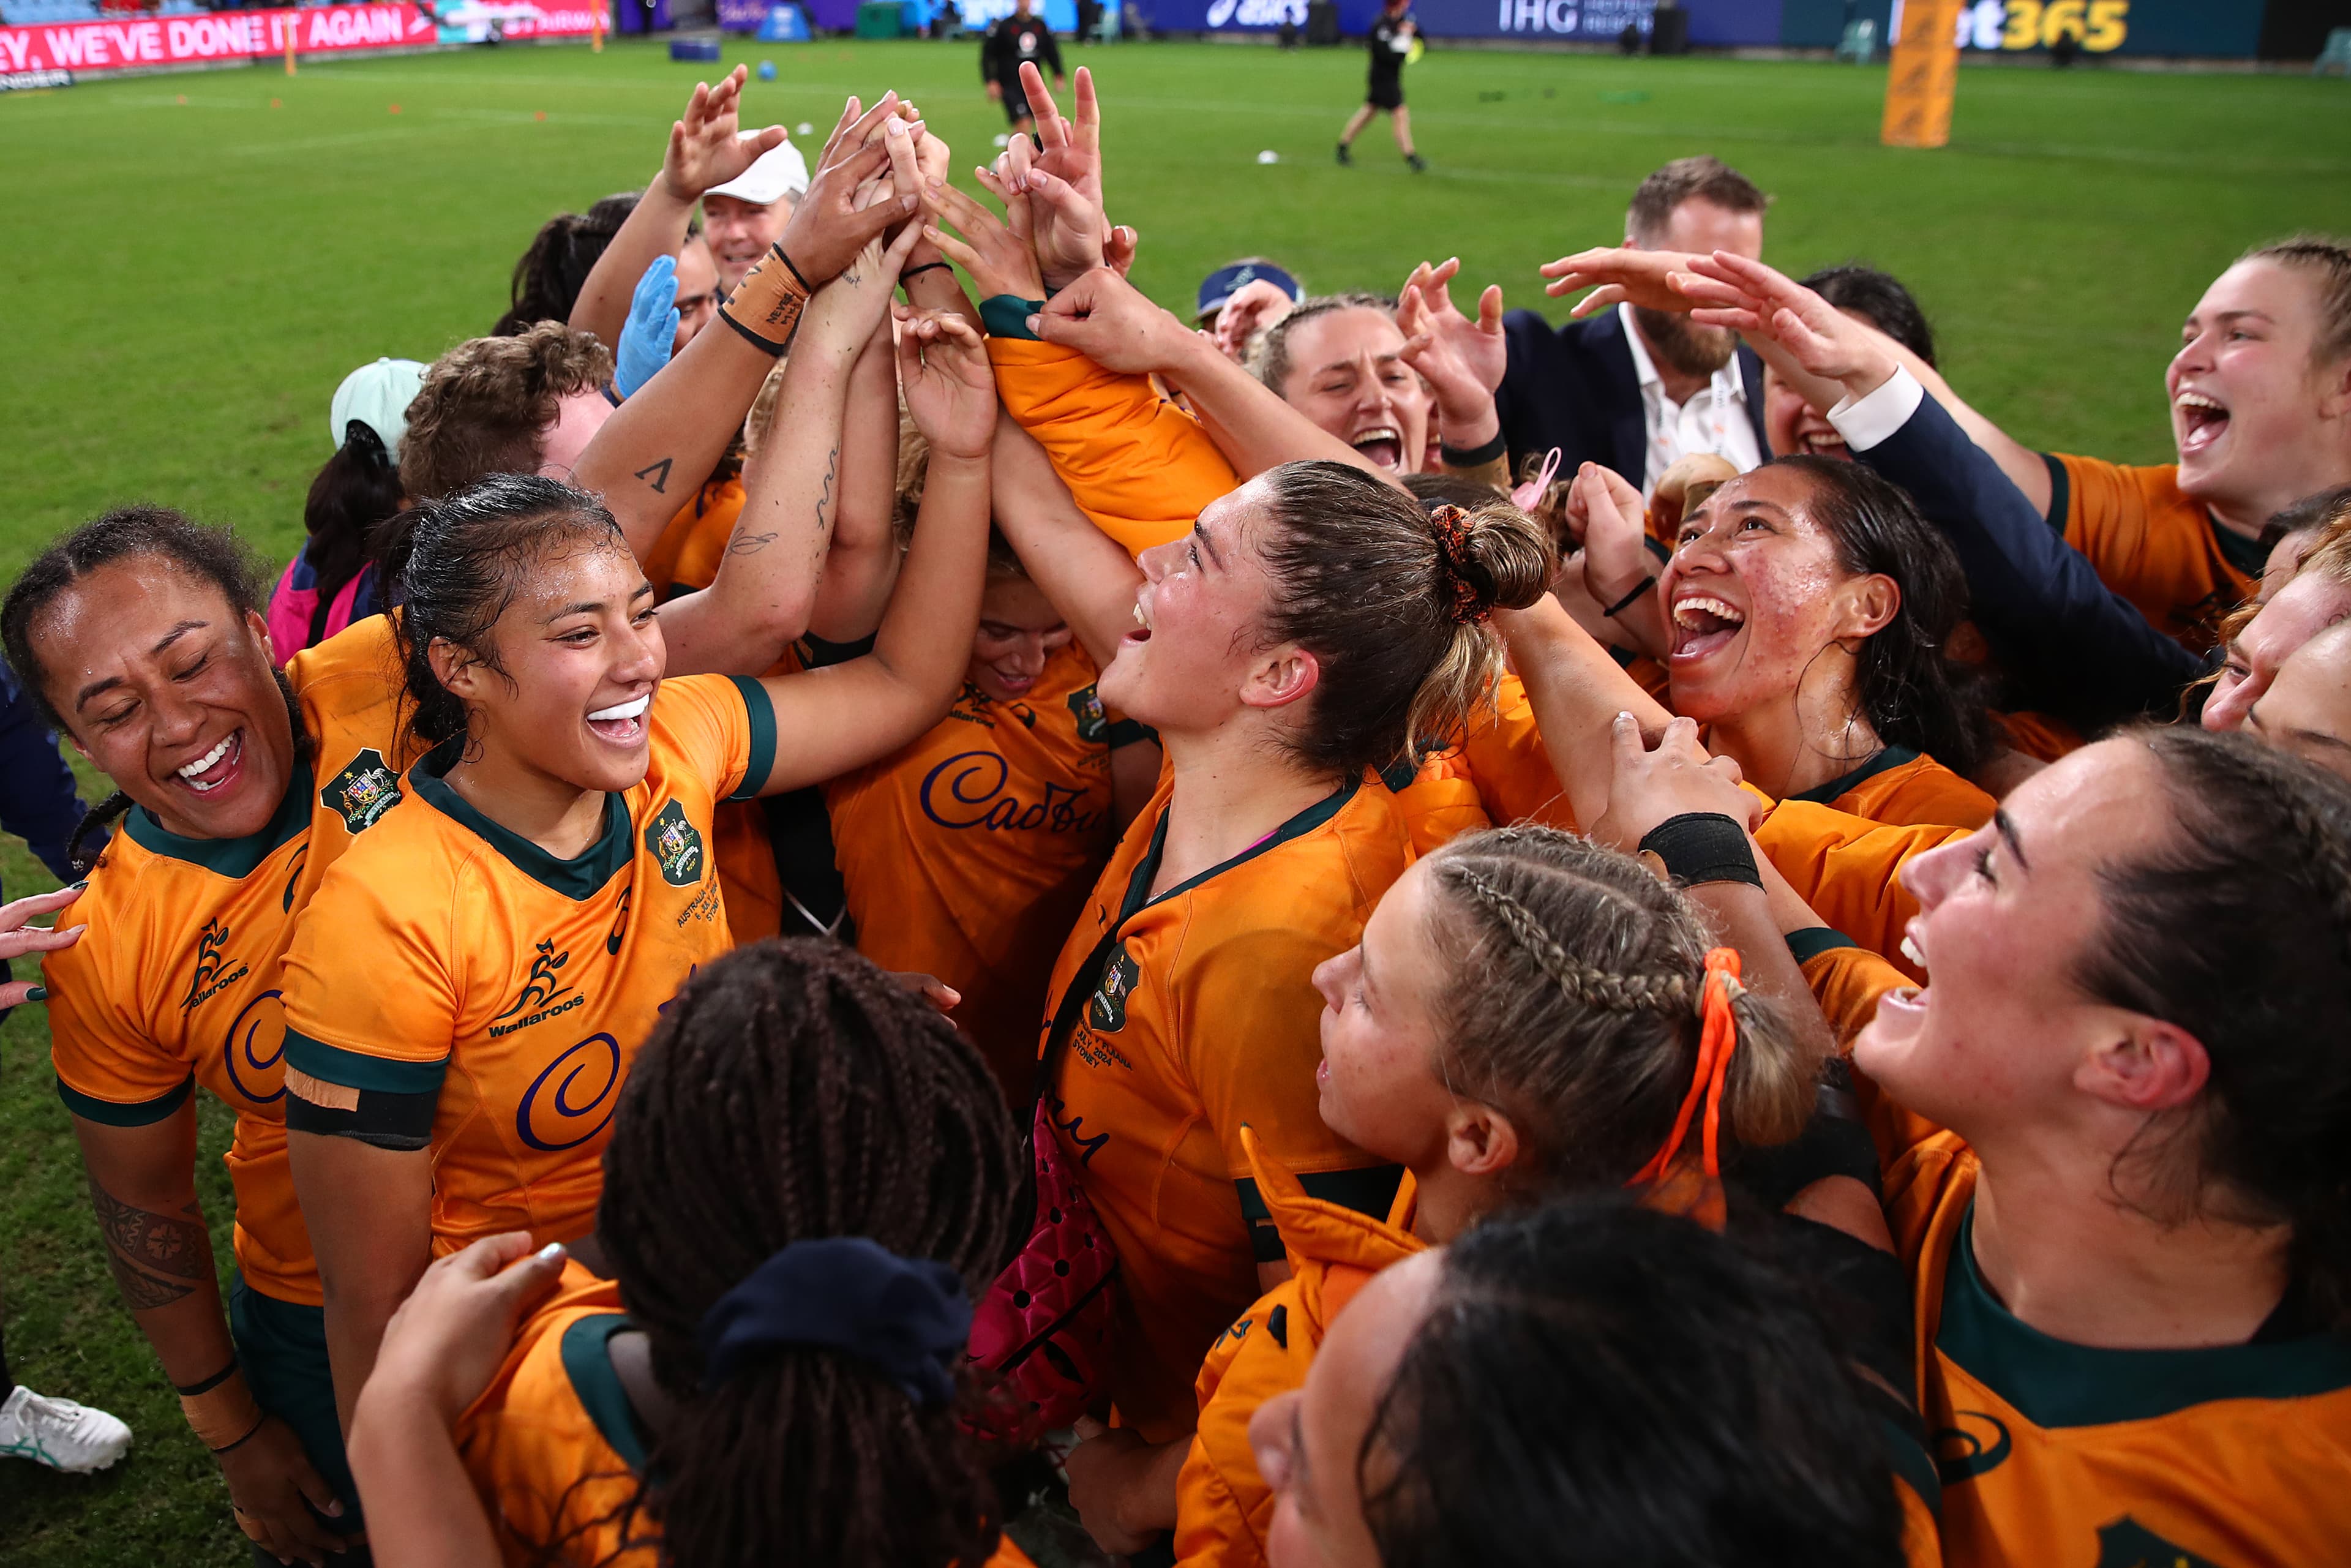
[922,179,1047,303]
[1398,258,1505,393]
[803,225,926,366]
[614,254,680,401]
[777,92,922,287]
[1211,276,1296,362]
[661,66,788,203]
[1590,713,1758,853]
[1681,252,1899,397]
[1565,460,1652,604]
[1030,267,1194,375]
[894,307,999,462]
[1539,246,1714,319]
[1013,62,1111,292]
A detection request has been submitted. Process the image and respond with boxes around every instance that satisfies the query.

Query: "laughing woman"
[277,278,997,1431]
[1594,456,1995,827]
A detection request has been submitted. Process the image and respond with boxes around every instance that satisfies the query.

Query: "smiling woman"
[0,505,423,1561]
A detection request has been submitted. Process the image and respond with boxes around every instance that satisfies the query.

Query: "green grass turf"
[0,36,2345,1562]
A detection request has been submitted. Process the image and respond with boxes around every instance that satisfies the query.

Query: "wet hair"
[1,506,297,873]
[1798,263,1937,367]
[396,322,613,505]
[596,938,1022,1568]
[1253,461,1552,776]
[1420,828,1810,1190]
[393,473,632,751]
[1360,1198,1906,1568]
[1251,292,1399,399]
[491,192,643,337]
[298,421,407,647]
[1756,454,1992,776]
[1627,156,1768,246]
[2240,235,2351,369]
[2072,726,2351,1331]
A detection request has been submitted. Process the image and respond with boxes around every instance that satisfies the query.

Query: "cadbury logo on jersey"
[644,800,705,887]
[489,939,583,1038]
[920,751,1106,836]
[180,918,250,1012]
[321,748,403,834]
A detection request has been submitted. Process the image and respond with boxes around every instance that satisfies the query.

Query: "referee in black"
[983,0,1066,141]
[1337,0,1425,172]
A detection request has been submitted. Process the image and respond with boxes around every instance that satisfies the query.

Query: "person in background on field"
[492,193,640,338]
[1337,0,1424,173]
[1500,156,1772,493]
[984,0,1064,142]
[268,357,423,660]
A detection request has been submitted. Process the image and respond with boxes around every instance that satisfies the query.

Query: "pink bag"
[966,929,1128,1443]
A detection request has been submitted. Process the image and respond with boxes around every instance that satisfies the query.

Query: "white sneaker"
[0,1383,133,1473]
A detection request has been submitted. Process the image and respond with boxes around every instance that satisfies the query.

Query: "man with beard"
[1495,156,1771,497]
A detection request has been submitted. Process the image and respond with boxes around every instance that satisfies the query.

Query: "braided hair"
[1419,828,1811,1191]
[596,939,1023,1568]
[1,505,303,876]
[2074,726,2351,1330]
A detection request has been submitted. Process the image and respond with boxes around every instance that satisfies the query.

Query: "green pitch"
[0,36,2344,1563]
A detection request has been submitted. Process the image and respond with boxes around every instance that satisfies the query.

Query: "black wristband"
[899,261,953,283]
[174,1360,241,1398]
[1639,812,1763,890]
[212,1414,266,1455]
[1439,429,1508,468]
[1601,576,1657,618]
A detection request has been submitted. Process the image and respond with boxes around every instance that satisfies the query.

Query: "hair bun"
[1431,498,1554,624]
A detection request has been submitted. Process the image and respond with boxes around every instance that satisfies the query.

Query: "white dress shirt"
[1619,302,1763,497]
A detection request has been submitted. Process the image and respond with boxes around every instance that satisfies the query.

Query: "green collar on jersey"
[1788,745,1918,808]
[410,738,633,901]
[1119,772,1362,923]
[560,1312,651,1474]
[1939,1203,2351,1429]
[122,757,315,877]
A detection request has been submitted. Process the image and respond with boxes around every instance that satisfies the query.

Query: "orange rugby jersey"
[457,1264,1040,1568]
[280,673,774,1253]
[1455,670,1579,832]
[1885,1132,2351,1568]
[1042,771,1412,1441]
[824,641,1146,1092]
[1786,746,1997,831]
[2047,453,2261,653]
[639,476,747,602]
[45,615,412,1307]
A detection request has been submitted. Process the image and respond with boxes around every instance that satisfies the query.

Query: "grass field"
[2,34,2347,1564]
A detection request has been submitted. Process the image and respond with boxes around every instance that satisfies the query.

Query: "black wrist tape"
[1639,812,1762,889]
[1440,430,1508,468]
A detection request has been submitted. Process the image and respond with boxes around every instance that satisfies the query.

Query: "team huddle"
[3,53,2349,1568]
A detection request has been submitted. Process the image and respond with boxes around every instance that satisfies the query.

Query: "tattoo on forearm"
[814,446,839,537]
[633,457,674,495]
[88,1175,211,1312]
[727,530,779,557]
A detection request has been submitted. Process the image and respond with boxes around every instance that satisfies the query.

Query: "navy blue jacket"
[0,666,91,887]
[1854,389,2207,732]
[1496,306,1770,485]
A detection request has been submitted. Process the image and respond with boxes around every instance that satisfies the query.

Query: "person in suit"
[1497,156,1770,497]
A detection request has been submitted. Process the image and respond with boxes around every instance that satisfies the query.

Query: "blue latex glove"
[615,253,680,401]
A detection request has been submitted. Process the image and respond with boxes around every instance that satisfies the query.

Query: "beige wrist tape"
[179,1367,265,1452]
[718,243,812,354]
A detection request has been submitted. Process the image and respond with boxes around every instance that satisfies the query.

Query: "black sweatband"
[1439,430,1507,468]
[1639,811,1762,889]
[285,1083,439,1151]
[899,261,953,283]
[1601,576,1657,618]
[174,1360,241,1398]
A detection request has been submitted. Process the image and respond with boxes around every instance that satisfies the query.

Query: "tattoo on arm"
[87,1174,212,1311]
[814,445,839,539]
[726,530,780,557]
[633,457,674,495]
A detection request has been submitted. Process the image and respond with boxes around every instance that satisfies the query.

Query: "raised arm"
[1498,593,1674,831]
[1397,257,1509,489]
[659,224,922,675]
[575,95,922,561]
[569,68,787,354]
[805,316,908,644]
[746,309,997,792]
[991,410,1146,669]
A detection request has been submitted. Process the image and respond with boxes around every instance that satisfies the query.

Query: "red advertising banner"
[0,2,600,76]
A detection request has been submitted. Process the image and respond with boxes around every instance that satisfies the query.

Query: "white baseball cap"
[329,358,427,460]
[705,135,809,206]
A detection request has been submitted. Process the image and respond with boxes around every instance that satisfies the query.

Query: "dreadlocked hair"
[1419,828,1812,1193]
[1,505,303,876]
[596,939,1024,1568]
[2072,727,2351,1332]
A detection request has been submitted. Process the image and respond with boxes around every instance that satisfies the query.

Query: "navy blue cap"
[1196,261,1305,320]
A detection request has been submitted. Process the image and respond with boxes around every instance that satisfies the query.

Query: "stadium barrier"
[0,1,602,76]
